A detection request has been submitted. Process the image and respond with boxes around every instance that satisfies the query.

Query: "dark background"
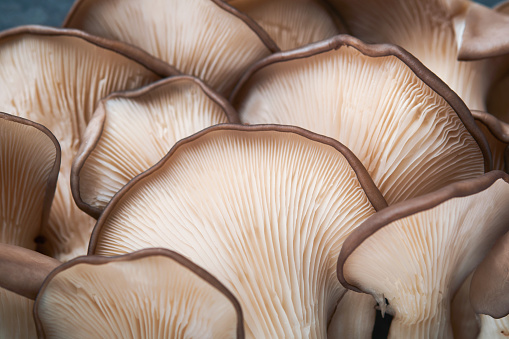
[0,0,504,31]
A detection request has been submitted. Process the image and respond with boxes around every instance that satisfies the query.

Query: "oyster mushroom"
[231,35,490,204]
[0,25,173,260]
[0,113,60,338]
[71,75,239,218]
[472,110,509,172]
[89,124,387,337]
[338,171,509,338]
[63,0,277,95]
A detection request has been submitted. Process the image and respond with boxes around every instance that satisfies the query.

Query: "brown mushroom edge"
[70,75,240,219]
[337,170,509,293]
[472,110,509,172]
[62,0,279,54]
[33,248,245,339]
[88,123,388,254]
[230,34,492,172]
[0,25,179,78]
[0,112,61,240]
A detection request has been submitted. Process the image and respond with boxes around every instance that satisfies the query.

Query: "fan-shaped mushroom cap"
[0,113,60,248]
[0,26,171,260]
[34,248,243,339]
[495,0,509,14]
[232,35,489,204]
[63,0,276,96]
[90,124,387,337]
[338,171,509,338]
[327,291,376,338]
[72,76,239,218]
[226,0,342,51]
[472,110,509,172]
[0,114,60,339]
[470,231,509,319]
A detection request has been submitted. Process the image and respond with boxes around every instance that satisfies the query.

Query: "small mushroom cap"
[63,0,276,95]
[232,35,489,204]
[35,248,244,339]
[470,231,509,319]
[72,76,238,218]
[0,113,60,248]
[338,171,509,338]
[0,26,166,260]
[227,0,342,51]
[90,124,386,337]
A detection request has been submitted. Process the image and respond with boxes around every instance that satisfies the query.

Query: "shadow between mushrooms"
[0,113,60,339]
[63,0,277,96]
[0,26,173,261]
[337,171,509,338]
[231,35,490,205]
[71,75,239,218]
[89,124,387,337]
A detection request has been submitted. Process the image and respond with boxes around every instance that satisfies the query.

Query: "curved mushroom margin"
[230,34,492,172]
[0,25,178,78]
[63,0,279,54]
[34,248,245,339]
[337,170,509,293]
[472,110,509,172]
[71,75,241,218]
[0,112,61,238]
[89,123,388,253]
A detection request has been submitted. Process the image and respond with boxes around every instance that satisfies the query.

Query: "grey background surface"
[0,0,504,31]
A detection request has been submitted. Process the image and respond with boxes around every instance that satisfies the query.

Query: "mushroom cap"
[338,171,509,338]
[90,124,386,337]
[470,231,509,319]
[477,315,509,338]
[231,35,490,204]
[35,248,244,339]
[71,75,239,218]
[63,0,276,95]
[0,113,60,248]
[227,0,342,51]
[0,26,168,260]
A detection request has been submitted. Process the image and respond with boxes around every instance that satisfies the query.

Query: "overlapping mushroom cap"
[472,110,509,172]
[63,0,277,95]
[226,0,342,51]
[232,35,489,204]
[0,113,60,338]
[89,124,387,337]
[338,171,509,338]
[0,26,172,260]
[72,76,239,218]
[34,248,244,339]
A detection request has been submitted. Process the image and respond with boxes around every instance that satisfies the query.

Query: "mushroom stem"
[0,244,60,300]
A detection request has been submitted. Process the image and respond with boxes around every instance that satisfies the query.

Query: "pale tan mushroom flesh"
[232,36,489,204]
[35,248,243,339]
[63,0,276,95]
[0,26,169,260]
[327,291,376,338]
[89,124,387,337]
[338,171,509,339]
[0,114,60,339]
[72,76,238,218]
[227,0,342,51]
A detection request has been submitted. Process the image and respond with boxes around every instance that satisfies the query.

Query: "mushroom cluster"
[1,0,509,338]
